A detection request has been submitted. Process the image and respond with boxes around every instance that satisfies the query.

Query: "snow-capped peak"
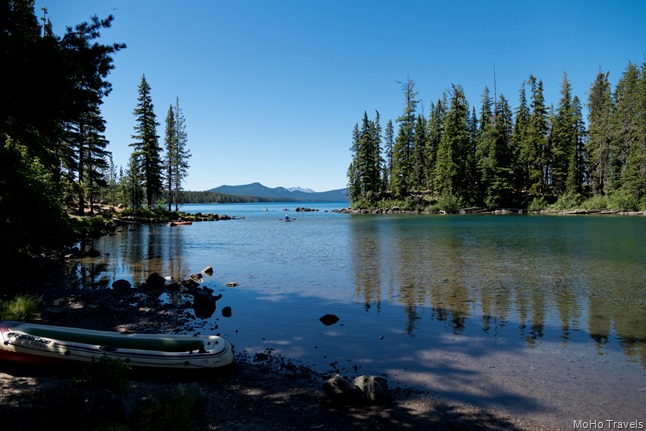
[287,186,315,193]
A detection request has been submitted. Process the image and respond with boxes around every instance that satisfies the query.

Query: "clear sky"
[35,0,646,192]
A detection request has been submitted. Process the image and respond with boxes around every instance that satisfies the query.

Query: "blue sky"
[35,0,646,192]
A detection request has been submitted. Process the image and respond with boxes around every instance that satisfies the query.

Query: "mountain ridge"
[208,182,349,202]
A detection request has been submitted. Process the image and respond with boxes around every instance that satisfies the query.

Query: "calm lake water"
[77,202,646,427]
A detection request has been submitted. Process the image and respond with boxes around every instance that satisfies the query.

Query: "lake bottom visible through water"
[77,203,646,429]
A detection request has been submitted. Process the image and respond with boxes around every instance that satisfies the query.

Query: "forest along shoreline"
[335,205,646,215]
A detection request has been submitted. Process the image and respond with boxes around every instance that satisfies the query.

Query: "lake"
[77,202,646,428]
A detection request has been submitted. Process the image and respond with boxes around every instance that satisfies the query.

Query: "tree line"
[348,65,646,212]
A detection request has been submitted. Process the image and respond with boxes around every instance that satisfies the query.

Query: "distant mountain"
[208,182,349,202]
[287,186,315,193]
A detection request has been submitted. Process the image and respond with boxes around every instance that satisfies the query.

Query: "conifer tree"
[171,97,190,211]
[551,73,577,195]
[1,1,123,273]
[130,74,162,207]
[476,87,494,201]
[358,112,381,197]
[487,95,515,207]
[425,95,446,191]
[513,82,531,196]
[526,75,549,196]
[568,96,587,194]
[164,105,177,211]
[392,78,418,197]
[434,85,471,200]
[383,120,395,191]
[80,107,110,214]
[412,114,429,190]
[370,110,383,195]
[124,154,143,209]
[347,123,361,201]
[586,71,615,195]
[613,62,646,199]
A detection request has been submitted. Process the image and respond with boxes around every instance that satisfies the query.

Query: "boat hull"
[0,321,233,370]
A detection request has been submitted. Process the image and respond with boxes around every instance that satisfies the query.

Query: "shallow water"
[77,203,646,428]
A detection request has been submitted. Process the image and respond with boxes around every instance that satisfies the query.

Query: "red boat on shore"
[169,220,192,226]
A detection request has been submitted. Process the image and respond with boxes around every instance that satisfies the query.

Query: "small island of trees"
[348,70,646,213]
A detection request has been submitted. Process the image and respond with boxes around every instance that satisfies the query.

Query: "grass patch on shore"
[0,293,42,321]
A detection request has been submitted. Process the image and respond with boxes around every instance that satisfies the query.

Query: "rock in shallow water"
[319,314,339,326]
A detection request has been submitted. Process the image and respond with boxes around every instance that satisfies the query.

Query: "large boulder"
[353,375,391,405]
[192,290,217,318]
[189,273,203,283]
[145,272,166,290]
[322,374,363,406]
[112,279,131,291]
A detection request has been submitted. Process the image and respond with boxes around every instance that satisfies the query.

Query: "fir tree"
[476,87,494,201]
[164,105,177,211]
[412,114,429,190]
[568,96,587,194]
[124,154,143,209]
[512,82,531,197]
[586,70,615,195]
[171,97,190,211]
[613,62,646,199]
[487,95,516,207]
[526,75,549,196]
[392,78,419,197]
[551,73,577,195]
[434,85,471,200]
[347,123,361,201]
[425,95,446,191]
[383,119,395,191]
[130,74,162,207]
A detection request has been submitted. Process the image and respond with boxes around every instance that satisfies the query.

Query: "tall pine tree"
[551,73,577,195]
[526,75,549,196]
[434,85,471,201]
[392,78,418,197]
[130,75,162,208]
[586,71,615,195]
[164,104,177,211]
[171,97,190,211]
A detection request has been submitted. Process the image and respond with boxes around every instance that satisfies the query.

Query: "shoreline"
[337,206,646,216]
[0,259,560,430]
